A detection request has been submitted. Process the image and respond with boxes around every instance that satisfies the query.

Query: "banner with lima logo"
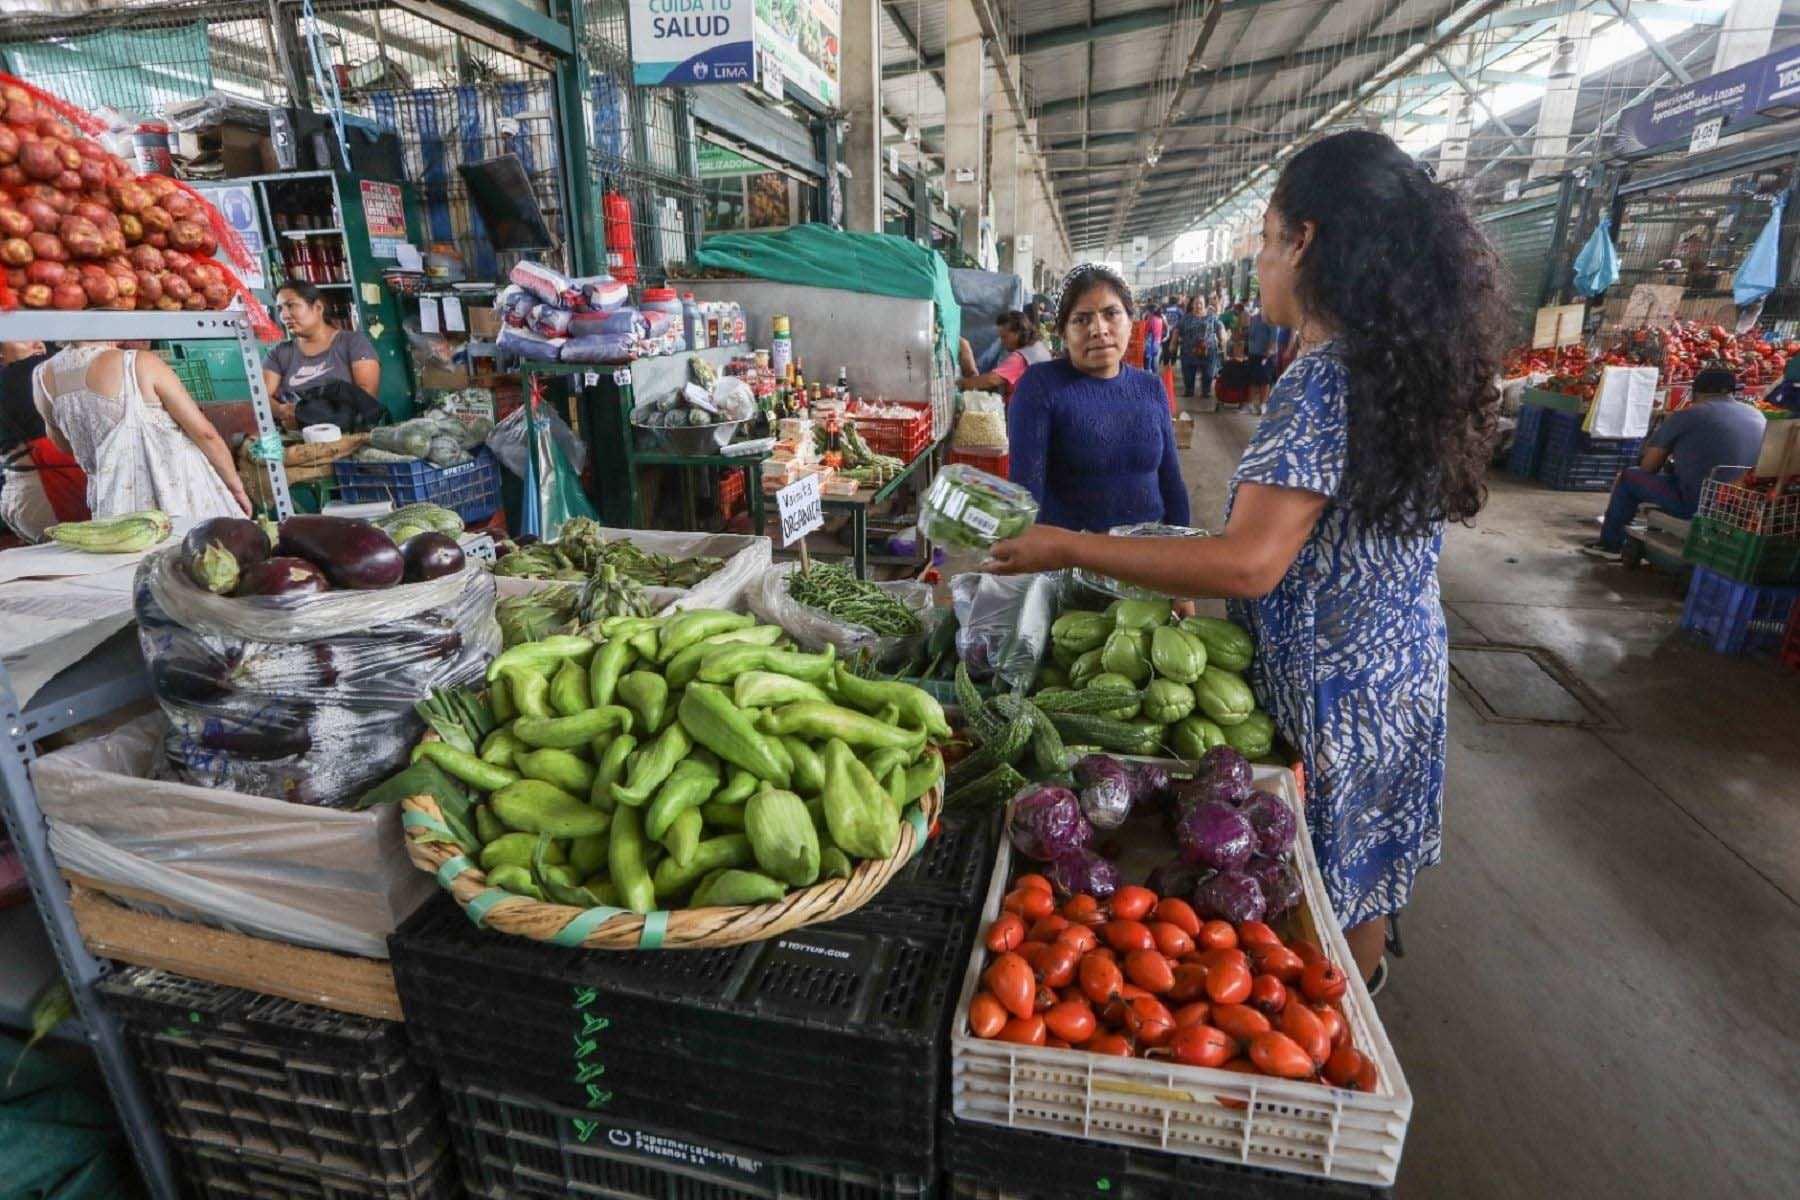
[628,0,756,88]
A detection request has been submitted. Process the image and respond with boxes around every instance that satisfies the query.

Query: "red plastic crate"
[853,403,934,463]
[1782,601,1800,671]
[947,448,1008,479]
[717,468,746,519]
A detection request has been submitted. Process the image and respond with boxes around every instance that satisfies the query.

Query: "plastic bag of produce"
[950,570,1056,688]
[561,333,639,364]
[748,561,934,662]
[567,307,647,338]
[32,714,431,957]
[919,463,1038,550]
[486,402,586,481]
[133,550,499,808]
[508,260,577,307]
[1070,522,1211,601]
[498,325,567,362]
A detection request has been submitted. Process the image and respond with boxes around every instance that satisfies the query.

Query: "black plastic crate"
[442,1078,930,1200]
[940,1115,1391,1200]
[175,1137,461,1200]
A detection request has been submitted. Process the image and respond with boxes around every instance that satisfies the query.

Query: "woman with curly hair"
[988,130,1508,988]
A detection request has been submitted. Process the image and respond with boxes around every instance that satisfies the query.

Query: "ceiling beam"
[1605,0,1693,84]
[1106,0,1227,246]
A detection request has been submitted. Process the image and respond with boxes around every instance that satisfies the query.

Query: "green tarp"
[1,24,212,116]
[0,1033,138,1199]
[696,224,961,360]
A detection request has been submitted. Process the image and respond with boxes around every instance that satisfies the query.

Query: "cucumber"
[1046,712,1165,756]
[1032,687,1146,715]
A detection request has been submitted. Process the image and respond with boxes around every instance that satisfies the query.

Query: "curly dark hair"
[1270,130,1507,534]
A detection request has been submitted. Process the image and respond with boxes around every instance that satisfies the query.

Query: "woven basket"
[400,782,942,951]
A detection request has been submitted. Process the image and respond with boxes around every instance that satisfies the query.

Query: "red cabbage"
[1247,855,1303,918]
[1172,773,1246,811]
[1237,790,1297,858]
[1194,869,1267,923]
[1144,857,1207,898]
[1048,847,1120,898]
[1073,755,1134,830]
[1176,800,1256,872]
[1129,761,1171,804]
[1008,784,1093,863]
[1200,745,1253,800]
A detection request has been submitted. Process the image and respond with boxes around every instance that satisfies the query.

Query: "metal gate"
[1477,183,1573,338]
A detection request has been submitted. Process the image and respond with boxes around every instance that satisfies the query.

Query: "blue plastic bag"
[1733,193,1787,308]
[1571,218,1620,297]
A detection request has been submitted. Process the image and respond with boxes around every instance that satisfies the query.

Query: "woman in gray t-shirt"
[261,280,381,429]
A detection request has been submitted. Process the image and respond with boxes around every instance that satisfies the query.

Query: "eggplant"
[238,557,332,597]
[276,515,404,589]
[180,517,272,594]
[401,531,466,583]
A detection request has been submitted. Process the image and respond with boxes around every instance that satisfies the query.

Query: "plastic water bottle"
[682,292,707,351]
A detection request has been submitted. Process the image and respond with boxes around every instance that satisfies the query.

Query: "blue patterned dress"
[1226,346,1448,927]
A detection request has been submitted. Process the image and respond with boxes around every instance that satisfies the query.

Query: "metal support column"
[553,0,600,276]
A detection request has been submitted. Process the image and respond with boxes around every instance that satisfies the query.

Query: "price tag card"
[442,296,466,332]
[419,299,441,334]
[776,474,823,548]
[1689,116,1722,154]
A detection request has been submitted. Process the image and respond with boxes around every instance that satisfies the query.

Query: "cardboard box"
[218,124,278,177]
[467,306,502,339]
[416,365,470,391]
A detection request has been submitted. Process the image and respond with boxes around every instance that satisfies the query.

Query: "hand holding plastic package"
[134,550,500,807]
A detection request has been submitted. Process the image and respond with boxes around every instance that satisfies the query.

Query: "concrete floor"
[1172,408,1800,1199]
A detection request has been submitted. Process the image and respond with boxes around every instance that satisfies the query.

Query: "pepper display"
[389,608,946,917]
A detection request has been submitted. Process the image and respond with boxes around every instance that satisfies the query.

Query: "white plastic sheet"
[32,715,432,958]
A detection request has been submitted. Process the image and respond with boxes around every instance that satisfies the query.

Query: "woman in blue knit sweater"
[1006,265,1190,532]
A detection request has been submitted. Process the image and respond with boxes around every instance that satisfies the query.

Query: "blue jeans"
[1145,346,1160,374]
[1600,469,1694,549]
[1182,354,1217,396]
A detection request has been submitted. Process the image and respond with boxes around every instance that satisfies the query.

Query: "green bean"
[786,563,921,637]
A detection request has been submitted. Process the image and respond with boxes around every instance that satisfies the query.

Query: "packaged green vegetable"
[919,464,1038,550]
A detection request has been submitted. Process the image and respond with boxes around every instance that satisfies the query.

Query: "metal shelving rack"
[0,307,292,1200]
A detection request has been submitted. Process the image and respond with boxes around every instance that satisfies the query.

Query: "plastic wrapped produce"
[1072,523,1211,601]
[134,549,499,808]
[498,326,567,361]
[920,464,1038,550]
[950,570,1056,687]
[561,333,639,363]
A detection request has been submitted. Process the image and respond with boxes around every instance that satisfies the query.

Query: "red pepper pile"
[1507,322,1794,397]
[965,875,1378,1093]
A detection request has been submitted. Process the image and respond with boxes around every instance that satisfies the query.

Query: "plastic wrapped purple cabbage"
[1072,755,1135,831]
[1170,773,1245,812]
[1194,869,1267,924]
[1200,745,1254,801]
[1008,783,1093,863]
[1144,857,1208,899]
[1246,855,1303,918]
[1128,761,1170,804]
[1237,790,1297,858]
[1048,846,1121,898]
[1175,800,1256,872]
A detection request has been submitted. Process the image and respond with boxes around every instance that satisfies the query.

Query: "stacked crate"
[389,812,997,1199]
[1535,410,1642,492]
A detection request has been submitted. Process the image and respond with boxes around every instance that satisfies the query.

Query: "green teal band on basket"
[463,888,516,928]
[904,804,929,858]
[248,432,285,462]
[436,854,474,889]
[403,811,456,839]
[638,910,669,950]
[550,905,627,947]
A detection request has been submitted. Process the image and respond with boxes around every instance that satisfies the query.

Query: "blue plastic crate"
[332,449,500,522]
[1679,566,1800,655]
[1535,411,1642,491]
[1507,403,1547,478]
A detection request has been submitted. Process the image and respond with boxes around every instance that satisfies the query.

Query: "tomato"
[1250,944,1304,984]
[1197,920,1238,951]
[998,1015,1047,1046]
[1236,920,1280,951]
[1046,1037,1072,1050]
[1211,1002,1271,1044]
[1056,924,1099,954]
[1019,888,1056,920]
[1171,1022,1235,1069]
[1172,1001,1211,1029]
[1044,1000,1097,1044]
[1280,999,1331,1068]
[984,952,1036,1020]
[1289,938,1326,968]
[1063,893,1104,925]
[1124,949,1176,994]
[1102,919,1156,954]
[1037,941,1082,989]
[1015,941,1050,973]
[1167,962,1209,1003]
[1084,1033,1135,1057]
[1197,947,1249,974]
[1324,1045,1377,1092]
[1034,985,1057,1013]
[1249,1031,1315,1079]
[1152,897,1201,935]
[1124,995,1176,1047]
[984,913,1025,954]
[1150,921,1194,958]
[1028,915,1071,943]
[1109,885,1157,922]
[1312,1004,1348,1049]
[1300,958,1347,1004]
[1079,952,1124,1006]
[1216,1058,1259,1109]
[1249,973,1286,1015]
[1204,958,1253,1006]
[968,992,1007,1038]
[1016,872,1052,894]
[1117,982,1154,1002]
[1001,890,1028,916]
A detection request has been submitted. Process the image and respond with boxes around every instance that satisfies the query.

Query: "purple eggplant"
[400,532,466,583]
[180,517,272,594]
[275,516,404,590]
[238,557,332,597]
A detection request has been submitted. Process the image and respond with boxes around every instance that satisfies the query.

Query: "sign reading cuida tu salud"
[627,0,757,88]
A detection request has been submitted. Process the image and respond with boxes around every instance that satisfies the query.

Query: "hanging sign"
[776,474,823,547]
[360,181,407,259]
[200,183,266,291]
[755,0,840,105]
[1688,116,1722,154]
[627,0,756,88]
[1618,44,1800,152]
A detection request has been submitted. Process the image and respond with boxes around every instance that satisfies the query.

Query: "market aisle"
[1176,409,1800,1200]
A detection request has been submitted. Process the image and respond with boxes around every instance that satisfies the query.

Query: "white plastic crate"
[949,765,1412,1188]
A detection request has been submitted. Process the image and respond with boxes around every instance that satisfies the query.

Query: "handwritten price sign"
[776,474,823,548]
